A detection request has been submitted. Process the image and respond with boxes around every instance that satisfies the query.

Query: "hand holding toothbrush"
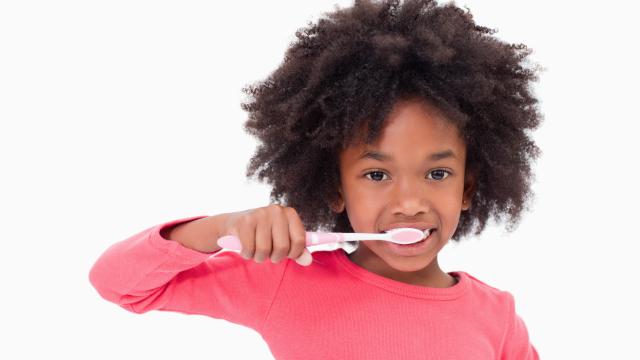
[218,204,314,266]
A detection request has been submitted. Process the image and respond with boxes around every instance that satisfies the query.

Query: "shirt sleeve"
[500,291,540,360]
[88,215,290,332]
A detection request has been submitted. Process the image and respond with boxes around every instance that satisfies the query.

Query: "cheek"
[349,183,385,206]
[343,181,380,208]
[344,208,373,233]
[442,196,461,213]
[343,198,381,233]
[439,202,464,238]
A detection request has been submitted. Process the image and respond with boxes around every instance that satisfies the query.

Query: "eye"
[428,169,451,181]
[364,170,388,182]
[364,169,452,182]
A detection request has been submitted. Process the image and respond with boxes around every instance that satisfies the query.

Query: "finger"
[285,207,307,260]
[270,207,290,263]
[253,209,272,263]
[237,216,256,260]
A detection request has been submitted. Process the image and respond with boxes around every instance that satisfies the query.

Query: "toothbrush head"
[384,228,430,244]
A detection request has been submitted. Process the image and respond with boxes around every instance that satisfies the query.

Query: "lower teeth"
[404,238,426,246]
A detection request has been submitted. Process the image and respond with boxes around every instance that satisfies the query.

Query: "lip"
[379,222,438,233]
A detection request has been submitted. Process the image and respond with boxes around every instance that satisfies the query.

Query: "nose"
[389,177,431,216]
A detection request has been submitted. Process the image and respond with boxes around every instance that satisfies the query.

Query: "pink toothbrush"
[216,228,431,251]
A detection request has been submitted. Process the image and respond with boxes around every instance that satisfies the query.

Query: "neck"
[347,246,457,288]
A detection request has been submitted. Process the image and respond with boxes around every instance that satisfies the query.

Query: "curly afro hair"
[240,0,544,249]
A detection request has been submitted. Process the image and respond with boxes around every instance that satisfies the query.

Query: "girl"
[89,0,542,358]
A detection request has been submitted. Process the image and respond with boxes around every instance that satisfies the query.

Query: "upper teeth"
[383,228,433,233]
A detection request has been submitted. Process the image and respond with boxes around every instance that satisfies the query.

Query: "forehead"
[339,99,465,162]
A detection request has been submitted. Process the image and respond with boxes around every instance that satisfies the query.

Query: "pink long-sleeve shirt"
[89,215,539,359]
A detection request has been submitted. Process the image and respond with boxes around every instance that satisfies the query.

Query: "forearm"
[161,213,229,253]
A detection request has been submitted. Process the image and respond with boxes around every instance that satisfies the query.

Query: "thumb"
[294,249,313,266]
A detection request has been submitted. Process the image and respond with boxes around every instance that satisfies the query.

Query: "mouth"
[379,222,437,233]
[378,225,437,248]
[383,228,437,255]
[379,227,436,237]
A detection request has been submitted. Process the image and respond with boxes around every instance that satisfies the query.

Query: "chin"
[380,252,437,272]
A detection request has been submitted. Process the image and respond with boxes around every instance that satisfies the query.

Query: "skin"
[329,98,476,288]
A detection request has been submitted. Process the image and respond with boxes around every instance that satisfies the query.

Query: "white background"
[1,0,638,359]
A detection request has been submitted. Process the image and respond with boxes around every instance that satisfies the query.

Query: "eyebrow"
[357,149,456,162]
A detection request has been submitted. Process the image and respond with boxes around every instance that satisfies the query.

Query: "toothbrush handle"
[216,231,347,251]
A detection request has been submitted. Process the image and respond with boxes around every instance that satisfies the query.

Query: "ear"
[461,169,477,211]
[329,186,345,213]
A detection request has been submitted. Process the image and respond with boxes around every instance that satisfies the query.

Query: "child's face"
[334,98,474,276]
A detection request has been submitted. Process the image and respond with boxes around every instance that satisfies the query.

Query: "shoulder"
[458,271,517,311]
[455,272,539,357]
[462,272,514,296]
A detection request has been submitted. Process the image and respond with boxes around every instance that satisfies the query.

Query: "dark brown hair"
[240,0,544,247]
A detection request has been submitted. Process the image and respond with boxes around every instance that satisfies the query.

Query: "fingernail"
[295,251,312,266]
